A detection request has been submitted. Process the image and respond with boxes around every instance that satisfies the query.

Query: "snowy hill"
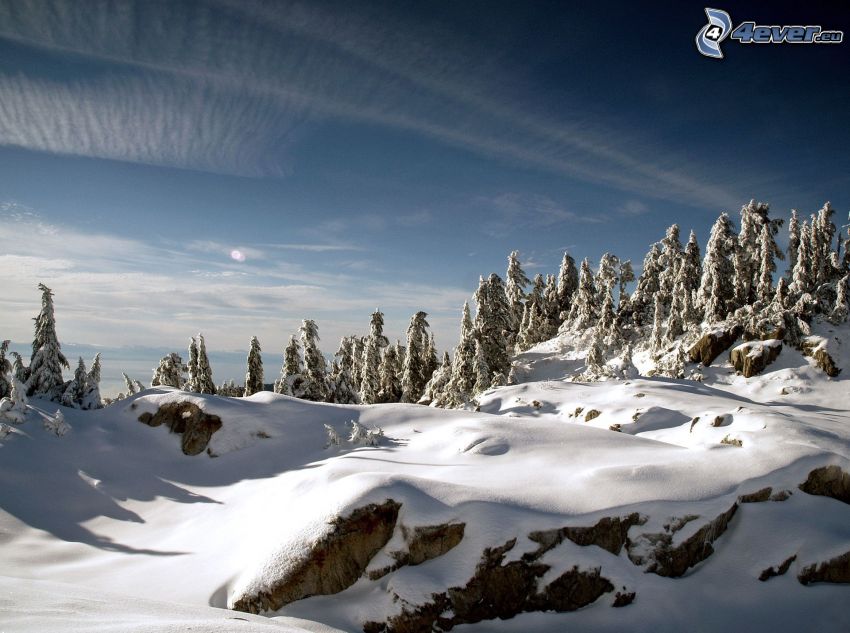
[2,321,850,632]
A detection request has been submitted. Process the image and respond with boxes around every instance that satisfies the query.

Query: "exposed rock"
[528,513,645,557]
[367,538,614,632]
[739,487,772,503]
[712,414,729,427]
[627,503,738,577]
[759,555,796,581]
[612,590,636,607]
[232,500,401,614]
[688,325,743,366]
[720,435,742,447]
[584,409,601,422]
[800,336,841,377]
[730,340,782,378]
[138,401,222,456]
[689,416,700,432]
[609,424,622,432]
[770,489,792,502]
[798,465,850,504]
[368,522,466,580]
[798,551,850,585]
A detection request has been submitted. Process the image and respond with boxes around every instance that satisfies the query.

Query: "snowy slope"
[2,327,850,632]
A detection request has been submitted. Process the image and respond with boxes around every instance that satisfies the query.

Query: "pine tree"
[61,357,88,408]
[756,223,776,304]
[275,335,303,395]
[368,309,390,349]
[123,372,138,396]
[185,337,199,392]
[422,351,452,405]
[650,293,665,351]
[556,252,579,321]
[698,213,736,322]
[423,333,439,382]
[195,334,216,394]
[629,244,663,325]
[505,250,530,331]
[299,319,328,402]
[10,352,28,385]
[790,221,813,297]
[563,258,598,331]
[350,336,365,390]
[377,343,402,403]
[445,302,476,407]
[595,253,620,304]
[830,274,850,324]
[682,230,702,294]
[788,209,800,277]
[472,340,491,395]
[81,353,102,409]
[28,283,69,398]
[542,273,560,333]
[401,311,430,403]
[598,282,618,347]
[516,302,532,351]
[666,268,687,343]
[586,324,606,374]
[152,352,185,388]
[244,336,264,396]
[528,273,545,309]
[328,360,360,404]
[360,335,382,404]
[0,340,10,399]
[618,260,635,308]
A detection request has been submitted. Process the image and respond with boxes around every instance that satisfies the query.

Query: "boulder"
[759,555,796,582]
[798,551,850,585]
[529,513,645,556]
[688,325,743,366]
[800,336,841,377]
[729,340,782,377]
[368,522,466,580]
[138,401,222,456]
[798,465,850,504]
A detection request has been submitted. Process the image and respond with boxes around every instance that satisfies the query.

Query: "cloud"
[0,0,749,207]
[479,192,604,237]
[618,200,650,216]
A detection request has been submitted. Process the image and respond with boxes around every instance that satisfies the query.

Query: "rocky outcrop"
[798,551,850,585]
[528,513,645,556]
[798,465,850,504]
[368,522,466,580]
[365,538,614,633]
[584,409,601,422]
[233,500,401,614]
[627,503,738,577]
[800,337,841,377]
[739,487,772,503]
[689,325,743,366]
[730,340,782,378]
[759,555,796,581]
[138,401,222,456]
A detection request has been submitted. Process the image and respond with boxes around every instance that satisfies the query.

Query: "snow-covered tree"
[274,335,303,395]
[350,336,365,390]
[299,319,328,402]
[563,258,598,331]
[585,324,606,374]
[598,282,618,347]
[328,360,360,404]
[185,337,200,392]
[595,253,620,304]
[152,352,185,388]
[360,335,382,404]
[788,209,800,277]
[472,340,491,395]
[61,357,88,408]
[790,220,813,297]
[0,340,10,400]
[244,336,264,397]
[528,273,545,310]
[658,224,683,300]
[682,230,702,295]
[650,293,665,351]
[505,250,530,330]
[618,260,635,308]
[422,351,452,405]
[123,372,138,396]
[830,274,850,324]
[10,352,28,385]
[628,244,663,325]
[195,334,216,394]
[28,283,69,398]
[542,273,560,332]
[0,378,28,424]
[444,302,476,407]
[756,223,776,304]
[401,311,430,403]
[698,213,736,322]
[556,252,579,320]
[368,309,390,350]
[78,352,101,409]
[377,343,402,403]
[474,274,512,378]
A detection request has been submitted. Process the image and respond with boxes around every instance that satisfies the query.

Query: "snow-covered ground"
[2,325,850,632]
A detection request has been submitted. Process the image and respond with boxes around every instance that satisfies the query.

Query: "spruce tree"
[350,336,365,390]
[629,244,663,325]
[790,221,813,297]
[61,357,88,408]
[195,334,216,394]
[10,352,27,384]
[650,293,665,351]
[28,283,69,398]
[185,337,199,392]
[556,252,579,320]
[422,351,452,405]
[542,273,560,332]
[328,360,360,404]
[563,258,598,332]
[528,273,545,309]
[274,335,303,395]
[595,253,620,304]
[598,283,618,347]
[401,311,430,403]
[472,340,491,395]
[244,336,264,396]
[368,309,390,349]
[756,223,776,304]
[505,250,530,331]
[423,333,439,383]
[586,324,606,374]
[123,372,138,396]
[299,319,328,402]
[698,213,736,322]
[658,225,683,302]
[788,209,800,277]
[0,340,10,399]
[377,343,402,403]
[830,274,850,324]
[152,352,185,388]
[360,335,381,404]
[682,230,702,294]
[618,260,635,308]
[81,353,102,409]
[445,302,476,406]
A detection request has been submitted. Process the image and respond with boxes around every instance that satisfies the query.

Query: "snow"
[2,323,850,631]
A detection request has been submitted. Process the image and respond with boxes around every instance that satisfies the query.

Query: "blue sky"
[1,0,849,387]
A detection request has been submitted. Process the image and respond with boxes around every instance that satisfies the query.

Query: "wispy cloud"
[478,192,604,237]
[0,0,750,206]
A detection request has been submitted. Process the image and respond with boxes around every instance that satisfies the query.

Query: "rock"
[738,487,772,503]
[584,409,601,422]
[798,551,850,585]
[770,489,792,502]
[367,538,614,632]
[729,340,782,378]
[368,522,466,580]
[529,513,645,557]
[627,503,738,577]
[798,465,850,504]
[800,337,841,377]
[720,435,743,447]
[688,325,743,366]
[759,555,796,581]
[232,500,401,614]
[138,401,222,456]
[612,590,636,607]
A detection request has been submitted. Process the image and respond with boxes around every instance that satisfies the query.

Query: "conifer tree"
[598,282,618,347]
[350,336,365,390]
[556,252,579,320]
[377,343,402,403]
[595,253,620,304]
[422,351,452,405]
[629,244,663,325]
[60,357,88,408]
[650,293,665,351]
[328,360,360,404]
[586,324,606,374]
[244,336,263,397]
[299,320,328,402]
[81,353,102,409]
[528,273,545,309]
[542,273,560,331]
[830,274,850,324]
[360,335,381,404]
[423,332,439,382]
[472,340,491,395]
[788,209,800,277]
[563,258,598,331]
[0,340,10,400]
[274,335,302,395]
[152,352,185,388]
[195,334,216,394]
[28,283,69,398]
[123,372,138,396]
[698,213,736,322]
[368,309,390,349]
[10,352,27,384]
[185,337,199,392]
[401,311,430,403]
[445,302,476,406]
[516,303,532,352]
[505,250,530,331]
[618,260,635,308]
[682,230,702,294]
[790,221,813,297]
[756,223,776,304]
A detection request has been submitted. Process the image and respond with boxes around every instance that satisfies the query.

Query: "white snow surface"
[2,322,850,632]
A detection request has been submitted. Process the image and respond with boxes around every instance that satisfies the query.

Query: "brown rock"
[800,337,841,377]
[688,325,743,366]
[798,465,850,504]
[759,555,796,581]
[612,590,636,607]
[138,401,222,456]
[739,487,772,503]
[729,340,782,378]
[232,500,401,614]
[529,513,645,556]
[584,409,601,422]
[798,551,850,585]
[369,522,466,580]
